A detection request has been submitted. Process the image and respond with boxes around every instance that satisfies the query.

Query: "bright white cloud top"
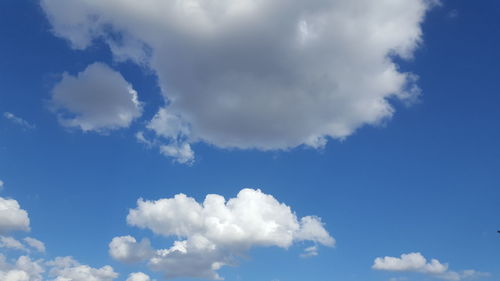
[41,0,436,162]
[373,252,489,281]
[126,272,153,281]
[49,62,142,132]
[110,188,334,279]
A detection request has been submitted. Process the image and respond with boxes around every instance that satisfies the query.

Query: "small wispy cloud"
[300,245,319,258]
[3,112,35,129]
[447,9,459,19]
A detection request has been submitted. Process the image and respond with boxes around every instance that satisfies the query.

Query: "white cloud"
[112,188,334,279]
[47,256,118,281]
[0,236,27,252]
[0,193,117,281]
[126,272,153,281]
[0,255,44,281]
[42,0,436,162]
[3,112,35,130]
[0,197,30,234]
[109,236,153,263]
[0,254,118,281]
[159,142,195,165]
[373,252,489,281]
[144,108,195,164]
[135,132,153,147]
[49,62,142,132]
[23,237,46,253]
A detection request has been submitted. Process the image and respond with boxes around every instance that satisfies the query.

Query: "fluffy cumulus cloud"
[110,188,334,279]
[373,252,489,281]
[49,62,142,132]
[42,0,436,162]
[0,196,30,234]
[109,236,153,263]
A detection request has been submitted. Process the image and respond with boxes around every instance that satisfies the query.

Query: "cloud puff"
[0,197,30,234]
[373,252,489,281]
[126,272,153,281]
[109,236,153,263]
[111,188,334,279]
[49,62,142,132]
[3,112,35,130]
[42,0,435,162]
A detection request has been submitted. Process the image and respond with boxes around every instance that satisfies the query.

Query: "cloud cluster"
[373,252,489,281]
[0,254,45,281]
[0,190,120,281]
[47,256,118,281]
[110,188,334,279]
[49,62,142,132]
[0,254,119,281]
[42,0,436,162]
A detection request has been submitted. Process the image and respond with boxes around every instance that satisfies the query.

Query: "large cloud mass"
[42,0,435,160]
[111,188,334,279]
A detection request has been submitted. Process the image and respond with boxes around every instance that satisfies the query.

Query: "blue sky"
[0,0,499,281]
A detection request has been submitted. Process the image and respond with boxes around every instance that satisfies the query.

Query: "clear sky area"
[0,1,499,281]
